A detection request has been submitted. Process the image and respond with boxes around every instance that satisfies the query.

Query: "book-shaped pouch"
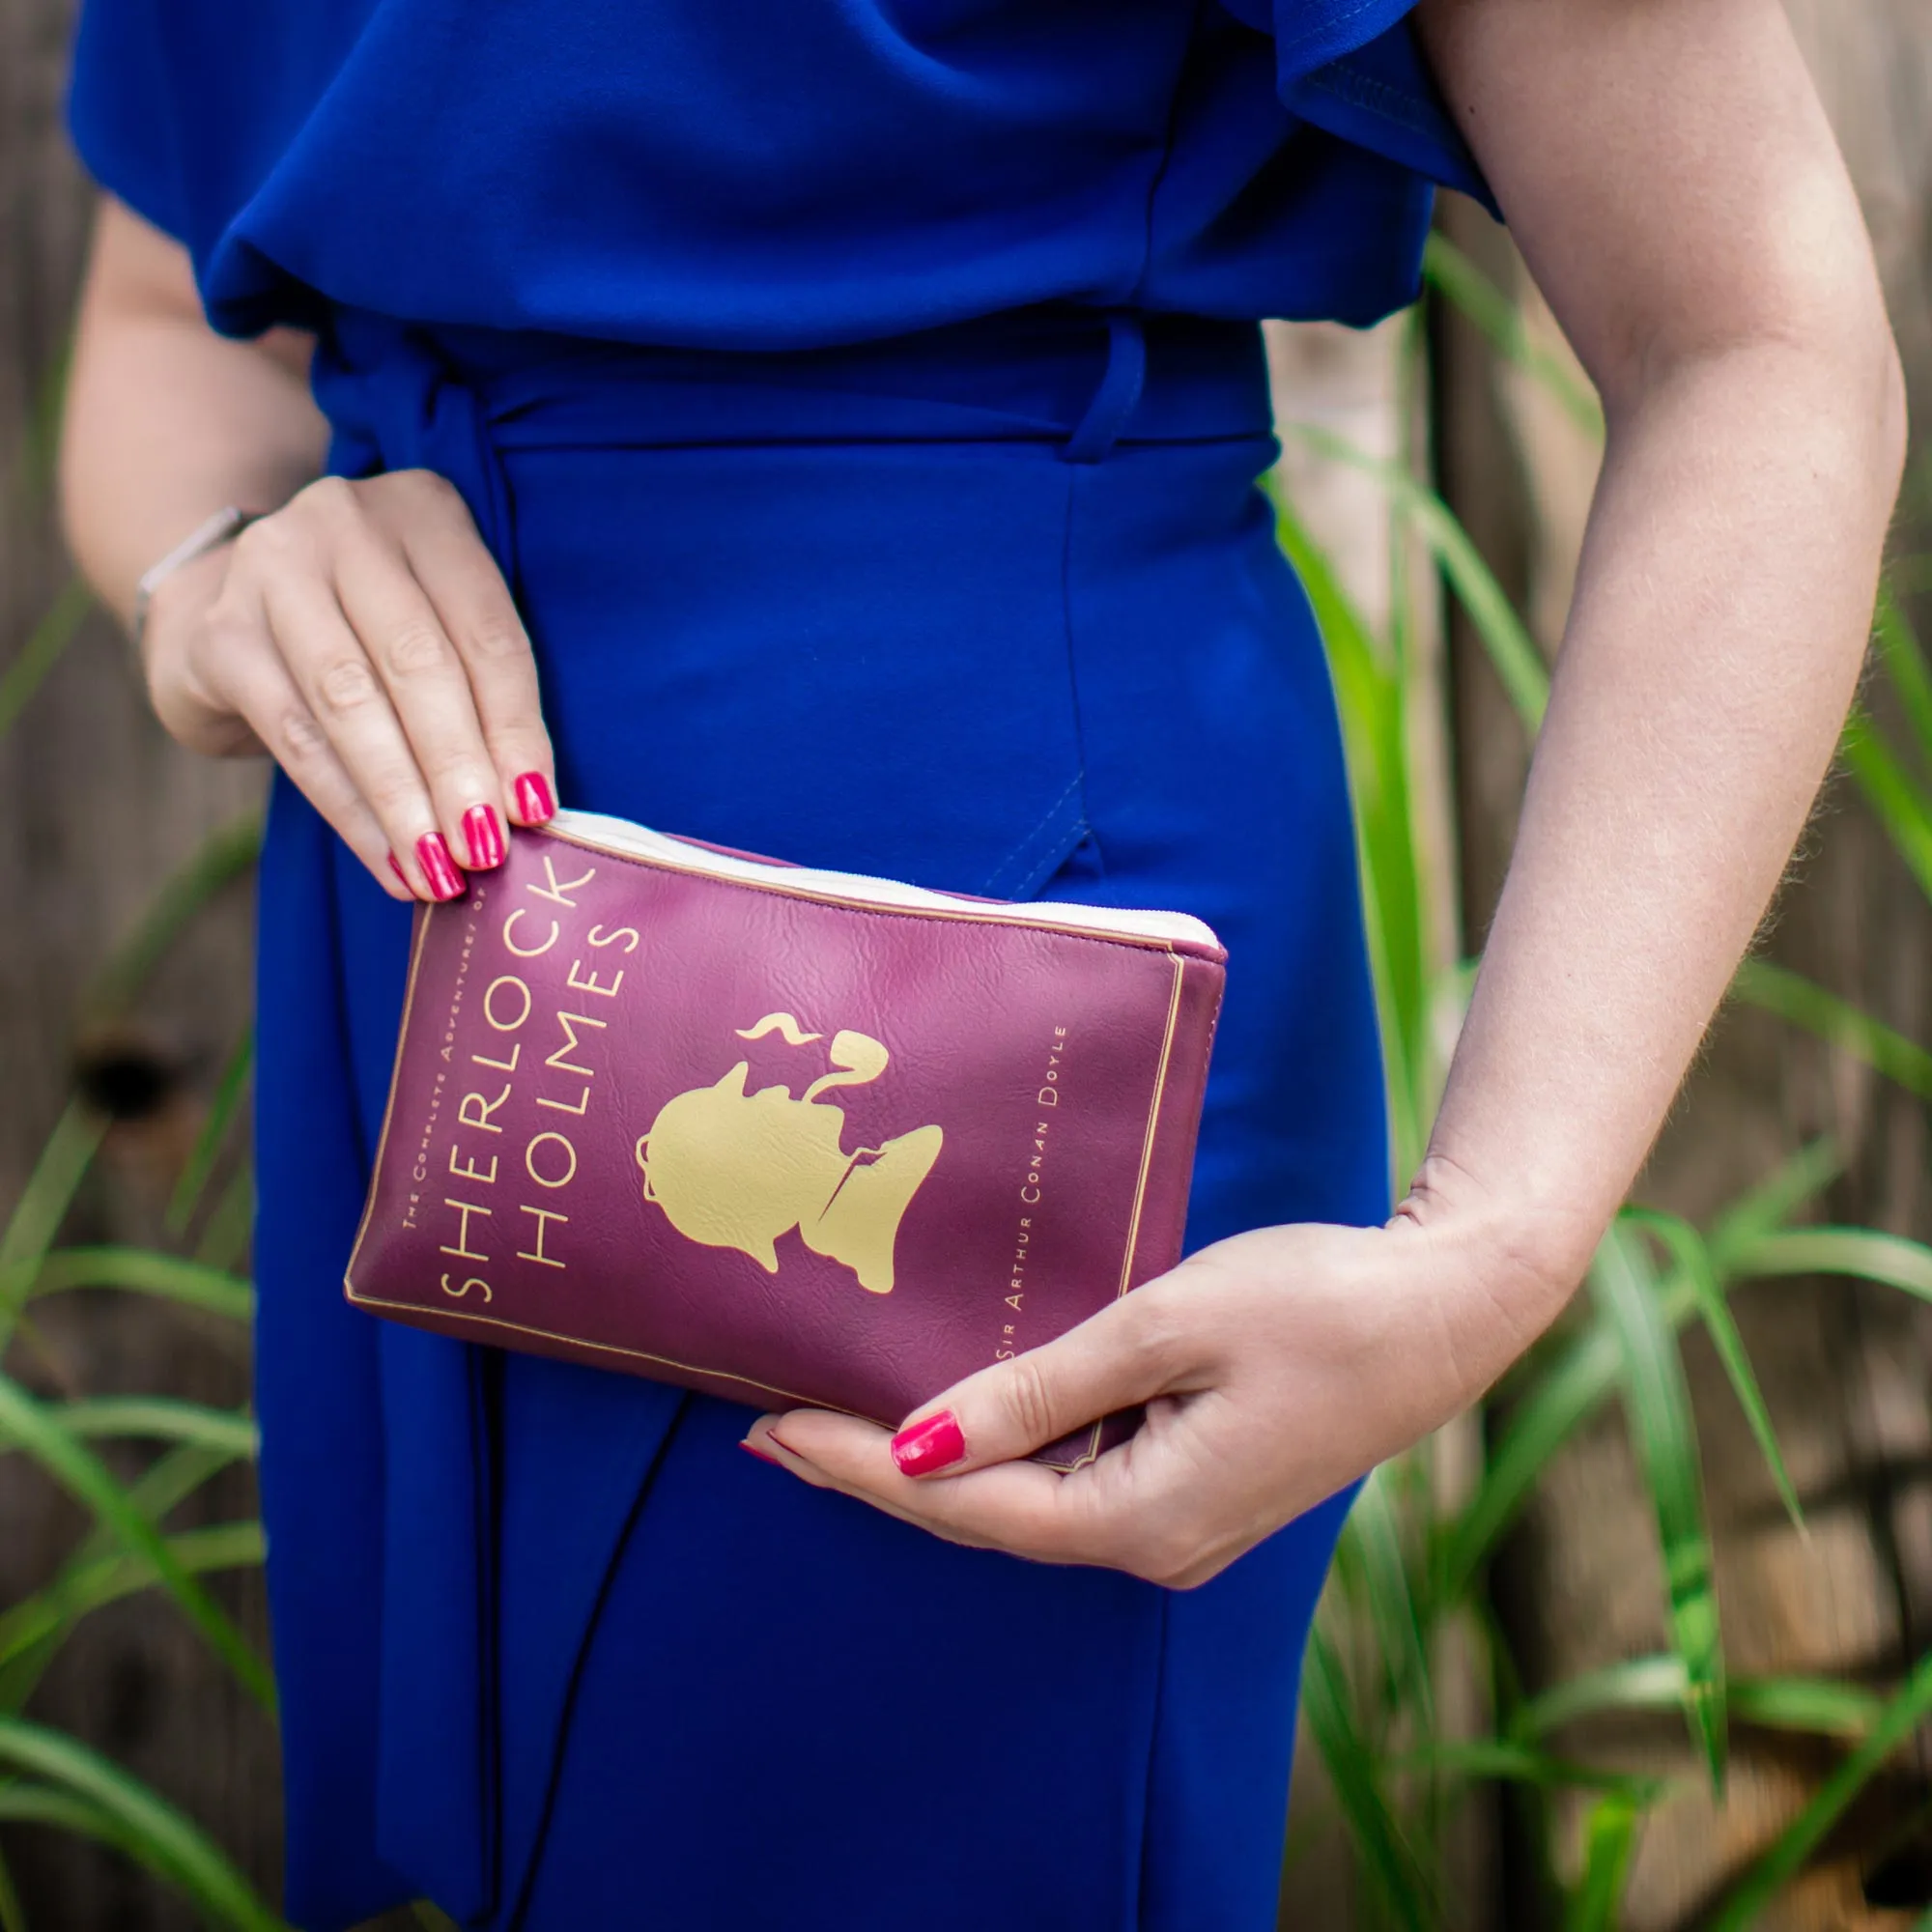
[345,810,1226,1470]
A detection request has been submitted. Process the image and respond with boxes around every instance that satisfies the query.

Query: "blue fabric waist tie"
[310,304,1273,566]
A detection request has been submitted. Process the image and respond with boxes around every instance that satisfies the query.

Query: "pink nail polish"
[891,1410,964,1477]
[463,803,506,869]
[513,772,555,825]
[415,832,466,902]
[386,852,412,893]
[739,1438,782,1468]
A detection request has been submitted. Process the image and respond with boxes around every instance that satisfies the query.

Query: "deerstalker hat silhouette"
[636,1012,943,1293]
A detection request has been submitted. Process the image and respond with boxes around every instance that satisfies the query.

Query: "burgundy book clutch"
[345,810,1226,1470]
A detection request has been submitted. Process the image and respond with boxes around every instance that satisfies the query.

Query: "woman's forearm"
[1412,329,1904,1328]
[1406,0,1909,1345]
[61,197,327,627]
[59,196,556,902]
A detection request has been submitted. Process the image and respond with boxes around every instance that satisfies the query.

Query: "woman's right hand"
[139,468,558,902]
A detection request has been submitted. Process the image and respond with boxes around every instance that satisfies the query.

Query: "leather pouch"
[345,810,1225,1469]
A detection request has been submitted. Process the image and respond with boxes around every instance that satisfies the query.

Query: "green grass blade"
[1841,709,1932,907]
[1872,581,1932,768]
[0,1521,265,1676]
[1388,302,1427,686]
[1889,556,1932,599]
[0,1099,110,1358]
[1707,1647,1932,1931]
[0,1719,286,1931]
[0,1841,22,1932]
[0,1779,151,1870]
[1440,1320,1622,1601]
[1705,1140,1841,1272]
[1302,1625,1435,1931]
[0,1374,272,1711]
[0,1442,249,1712]
[1443,1141,1833,1596]
[6,1246,252,1322]
[51,1398,258,1457]
[1727,1226,1932,1300]
[1733,960,1932,1106]
[0,1101,108,1283]
[1341,1463,1434,1729]
[1390,1738,1663,1799]
[1591,1224,1726,1791]
[196,1165,256,1273]
[1278,420,1550,734]
[1565,1790,1644,1932]
[120,1439,247,1524]
[1516,1656,1690,1740]
[1624,1207,1804,1530]
[1272,483,1435,1166]
[1733,1676,1887,1740]
[1421,233,1605,440]
[0,581,92,743]
[167,1030,255,1236]
[1518,1656,1882,1743]
[79,811,264,1031]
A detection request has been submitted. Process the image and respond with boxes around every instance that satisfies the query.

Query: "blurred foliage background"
[5,1,1932,1928]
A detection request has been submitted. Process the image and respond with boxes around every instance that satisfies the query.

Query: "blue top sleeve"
[66,0,188,242]
[1289,21,1498,214]
[1222,0,1498,214]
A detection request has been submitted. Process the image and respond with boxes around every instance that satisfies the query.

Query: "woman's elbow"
[1608,259,1910,537]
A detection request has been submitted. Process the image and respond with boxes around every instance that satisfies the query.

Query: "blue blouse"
[69,0,1490,350]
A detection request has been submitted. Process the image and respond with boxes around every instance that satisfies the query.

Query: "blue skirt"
[252,307,1388,1932]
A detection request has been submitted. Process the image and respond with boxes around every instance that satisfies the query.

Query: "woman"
[58,0,1902,1926]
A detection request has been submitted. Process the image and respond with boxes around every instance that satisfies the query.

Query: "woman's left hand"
[744,1195,1568,1588]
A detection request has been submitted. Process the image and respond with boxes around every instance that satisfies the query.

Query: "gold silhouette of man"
[635,1013,943,1293]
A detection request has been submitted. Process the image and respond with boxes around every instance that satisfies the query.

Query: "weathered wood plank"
[0,2,277,1923]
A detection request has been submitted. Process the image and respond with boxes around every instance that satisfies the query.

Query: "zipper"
[546,809,1224,954]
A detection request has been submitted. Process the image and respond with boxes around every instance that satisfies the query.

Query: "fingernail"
[386,852,413,893]
[891,1410,964,1477]
[415,832,466,901]
[462,803,506,869]
[765,1431,811,1464]
[739,1438,781,1468]
[513,772,555,825]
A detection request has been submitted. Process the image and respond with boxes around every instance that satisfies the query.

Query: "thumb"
[889,1286,1186,1477]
